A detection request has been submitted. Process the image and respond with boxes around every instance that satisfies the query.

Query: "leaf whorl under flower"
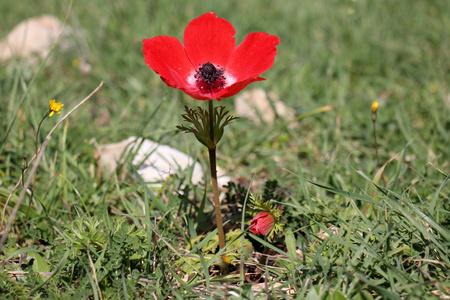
[176,105,238,149]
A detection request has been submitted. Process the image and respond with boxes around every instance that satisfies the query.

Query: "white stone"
[234,89,294,125]
[95,137,230,188]
[0,15,67,61]
[0,15,91,73]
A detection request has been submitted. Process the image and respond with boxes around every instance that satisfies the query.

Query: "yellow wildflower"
[49,99,64,117]
[371,101,379,113]
[72,59,80,67]
[222,254,231,265]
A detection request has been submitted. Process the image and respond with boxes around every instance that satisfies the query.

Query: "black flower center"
[194,62,226,93]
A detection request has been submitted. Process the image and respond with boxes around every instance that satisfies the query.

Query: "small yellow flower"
[371,101,379,113]
[49,99,64,117]
[222,254,231,265]
[72,59,80,67]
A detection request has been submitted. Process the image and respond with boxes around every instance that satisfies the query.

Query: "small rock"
[234,89,294,125]
[0,15,90,73]
[0,15,66,61]
[95,137,230,188]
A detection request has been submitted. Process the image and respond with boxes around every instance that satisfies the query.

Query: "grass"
[0,0,449,298]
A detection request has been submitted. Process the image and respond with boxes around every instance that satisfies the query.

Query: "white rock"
[95,137,230,188]
[0,15,90,73]
[234,89,294,125]
[0,15,67,61]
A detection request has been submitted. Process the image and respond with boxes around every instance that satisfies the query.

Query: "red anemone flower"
[249,212,275,236]
[143,12,279,101]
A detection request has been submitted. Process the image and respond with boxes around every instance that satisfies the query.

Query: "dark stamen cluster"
[194,62,226,93]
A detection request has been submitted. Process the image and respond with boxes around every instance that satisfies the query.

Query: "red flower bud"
[249,212,275,236]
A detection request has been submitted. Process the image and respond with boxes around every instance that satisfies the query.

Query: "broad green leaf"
[285,228,297,262]
[28,252,50,273]
[332,290,348,300]
[305,287,320,300]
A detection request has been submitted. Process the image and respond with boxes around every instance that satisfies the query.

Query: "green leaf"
[353,291,374,300]
[28,252,50,273]
[332,290,348,300]
[305,287,320,300]
[428,173,449,214]
[285,228,297,263]
[372,162,387,185]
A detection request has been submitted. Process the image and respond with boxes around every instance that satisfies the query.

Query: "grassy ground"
[1,0,449,298]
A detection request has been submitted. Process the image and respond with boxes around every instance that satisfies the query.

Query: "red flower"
[143,12,279,101]
[250,212,275,236]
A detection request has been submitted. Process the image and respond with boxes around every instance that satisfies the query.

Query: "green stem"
[208,100,225,250]
[372,119,380,168]
[35,113,49,155]
[18,113,49,241]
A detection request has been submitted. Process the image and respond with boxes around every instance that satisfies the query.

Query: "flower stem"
[35,114,49,156]
[372,119,380,168]
[208,100,226,251]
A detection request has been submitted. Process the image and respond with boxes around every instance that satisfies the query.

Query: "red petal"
[143,36,194,90]
[181,89,223,101]
[226,33,279,81]
[249,212,275,236]
[220,77,266,99]
[177,84,230,101]
[258,214,275,236]
[183,12,236,67]
[249,219,259,234]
